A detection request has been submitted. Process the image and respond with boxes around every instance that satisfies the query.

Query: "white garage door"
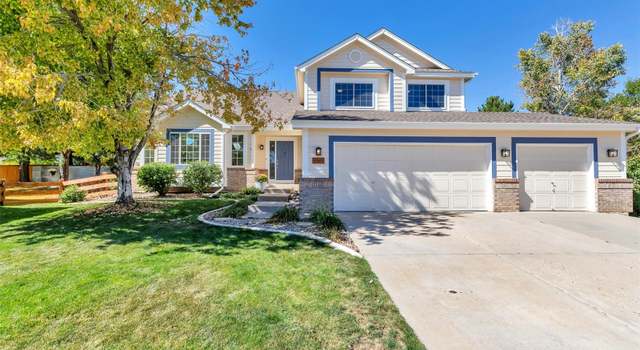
[334,143,491,211]
[518,145,593,211]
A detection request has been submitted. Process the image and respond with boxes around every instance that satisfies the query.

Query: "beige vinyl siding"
[304,72,318,111]
[371,38,439,69]
[213,131,224,170]
[318,72,389,111]
[448,79,465,111]
[393,73,405,111]
[304,41,407,111]
[154,105,226,167]
[302,129,626,180]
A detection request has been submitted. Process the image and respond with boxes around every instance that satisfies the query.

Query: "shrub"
[137,163,176,196]
[309,208,345,231]
[220,197,255,218]
[256,174,268,183]
[320,228,343,241]
[628,156,640,215]
[242,187,262,196]
[267,206,299,223]
[60,185,86,203]
[182,162,222,194]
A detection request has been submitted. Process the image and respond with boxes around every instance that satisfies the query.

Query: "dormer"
[294,29,477,112]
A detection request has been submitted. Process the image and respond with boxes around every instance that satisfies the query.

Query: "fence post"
[0,179,5,206]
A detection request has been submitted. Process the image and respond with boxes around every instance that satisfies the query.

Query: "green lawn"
[0,199,423,349]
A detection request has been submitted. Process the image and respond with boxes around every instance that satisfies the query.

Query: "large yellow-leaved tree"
[0,0,274,204]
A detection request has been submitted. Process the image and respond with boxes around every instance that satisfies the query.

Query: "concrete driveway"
[339,212,640,350]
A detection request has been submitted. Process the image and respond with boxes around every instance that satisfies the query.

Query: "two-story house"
[142,29,639,213]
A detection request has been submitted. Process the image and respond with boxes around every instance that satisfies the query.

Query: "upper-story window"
[408,83,446,109]
[331,78,377,109]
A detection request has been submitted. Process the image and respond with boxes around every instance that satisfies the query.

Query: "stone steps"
[258,193,290,202]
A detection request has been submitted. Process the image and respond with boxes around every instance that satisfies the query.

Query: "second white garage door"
[333,143,492,211]
[518,144,594,211]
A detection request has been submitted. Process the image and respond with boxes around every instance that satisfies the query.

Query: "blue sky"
[196,0,640,111]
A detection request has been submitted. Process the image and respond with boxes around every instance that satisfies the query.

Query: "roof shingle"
[292,110,638,125]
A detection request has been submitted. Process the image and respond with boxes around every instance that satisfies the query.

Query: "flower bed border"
[197,210,362,258]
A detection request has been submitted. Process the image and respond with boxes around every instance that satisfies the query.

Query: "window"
[144,147,155,164]
[231,135,244,166]
[334,82,373,108]
[408,84,445,109]
[169,132,211,164]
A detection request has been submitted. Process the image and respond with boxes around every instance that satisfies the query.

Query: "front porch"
[225,129,303,191]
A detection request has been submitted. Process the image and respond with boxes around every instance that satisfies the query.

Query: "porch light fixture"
[315,146,322,156]
[500,148,511,158]
[259,144,264,151]
[607,148,618,158]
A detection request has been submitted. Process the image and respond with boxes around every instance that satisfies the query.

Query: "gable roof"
[157,100,231,129]
[367,28,451,70]
[295,33,416,73]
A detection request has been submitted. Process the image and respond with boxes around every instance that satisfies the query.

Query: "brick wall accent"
[597,179,633,213]
[494,178,520,212]
[226,168,247,191]
[300,177,333,213]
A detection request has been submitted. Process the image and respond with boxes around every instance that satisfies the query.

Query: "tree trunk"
[115,148,135,205]
[18,158,30,182]
[94,162,102,176]
[62,150,73,181]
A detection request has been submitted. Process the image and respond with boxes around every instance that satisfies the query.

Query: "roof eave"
[291,119,639,132]
[295,34,415,73]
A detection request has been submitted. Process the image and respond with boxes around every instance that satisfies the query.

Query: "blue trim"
[328,135,497,179]
[317,68,395,112]
[165,128,216,170]
[511,137,599,179]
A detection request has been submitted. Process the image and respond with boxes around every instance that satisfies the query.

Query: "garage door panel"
[518,145,592,211]
[334,143,490,211]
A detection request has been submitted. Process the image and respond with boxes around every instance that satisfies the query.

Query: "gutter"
[291,120,640,132]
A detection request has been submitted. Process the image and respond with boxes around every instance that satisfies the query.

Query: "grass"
[0,200,424,349]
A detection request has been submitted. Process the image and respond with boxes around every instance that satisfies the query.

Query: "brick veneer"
[226,168,248,191]
[300,178,333,213]
[597,178,634,213]
[494,178,520,212]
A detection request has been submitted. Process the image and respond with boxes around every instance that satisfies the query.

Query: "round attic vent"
[348,49,362,63]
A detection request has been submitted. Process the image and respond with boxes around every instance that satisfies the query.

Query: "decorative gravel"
[199,210,360,255]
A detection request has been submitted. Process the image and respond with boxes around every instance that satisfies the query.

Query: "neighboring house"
[143,28,640,213]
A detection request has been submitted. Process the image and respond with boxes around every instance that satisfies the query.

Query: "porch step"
[258,193,290,202]
[263,187,292,195]
[244,201,288,219]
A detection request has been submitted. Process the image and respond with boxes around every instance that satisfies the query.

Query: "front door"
[269,141,294,182]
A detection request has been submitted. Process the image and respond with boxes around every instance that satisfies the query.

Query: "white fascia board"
[295,34,415,73]
[410,72,478,79]
[367,28,452,70]
[291,120,640,132]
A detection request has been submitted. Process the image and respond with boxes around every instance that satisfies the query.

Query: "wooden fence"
[0,165,23,185]
[0,179,5,206]
[1,181,63,206]
[0,174,117,206]
[62,174,117,200]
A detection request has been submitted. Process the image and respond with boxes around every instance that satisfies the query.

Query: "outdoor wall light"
[500,148,511,158]
[315,147,322,156]
[607,148,618,158]
[259,144,264,151]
